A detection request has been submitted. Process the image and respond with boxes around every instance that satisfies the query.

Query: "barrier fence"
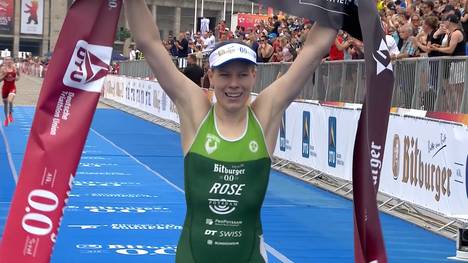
[119,56,468,114]
[102,75,468,233]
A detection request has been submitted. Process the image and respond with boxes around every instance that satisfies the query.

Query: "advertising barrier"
[103,75,179,123]
[381,115,468,217]
[102,75,468,220]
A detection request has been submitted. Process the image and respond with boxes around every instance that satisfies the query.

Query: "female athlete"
[125,1,336,262]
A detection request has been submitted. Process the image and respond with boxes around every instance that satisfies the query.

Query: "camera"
[452,227,468,261]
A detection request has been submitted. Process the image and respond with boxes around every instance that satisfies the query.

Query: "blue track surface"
[0,107,455,262]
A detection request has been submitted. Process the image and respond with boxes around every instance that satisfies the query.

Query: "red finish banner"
[0,0,14,34]
[0,1,121,262]
[251,1,392,262]
[352,0,394,261]
[237,13,270,30]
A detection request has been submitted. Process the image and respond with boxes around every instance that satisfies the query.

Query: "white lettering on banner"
[206,218,243,227]
[214,241,240,246]
[20,168,73,245]
[213,164,245,176]
[108,0,118,9]
[205,229,218,236]
[204,229,243,238]
[50,91,75,135]
[21,189,60,239]
[209,183,245,196]
[220,231,243,238]
[370,141,382,186]
[62,92,74,120]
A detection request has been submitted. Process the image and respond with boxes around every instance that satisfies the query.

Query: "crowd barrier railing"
[101,74,468,235]
[118,56,468,114]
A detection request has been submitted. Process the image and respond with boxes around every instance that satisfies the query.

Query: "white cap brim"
[209,43,257,68]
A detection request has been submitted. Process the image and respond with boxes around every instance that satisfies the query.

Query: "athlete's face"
[209,61,256,112]
[4,57,13,67]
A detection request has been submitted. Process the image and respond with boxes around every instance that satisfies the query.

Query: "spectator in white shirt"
[203,31,216,53]
[386,34,400,56]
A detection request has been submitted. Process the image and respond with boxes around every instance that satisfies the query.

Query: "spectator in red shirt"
[327,32,351,61]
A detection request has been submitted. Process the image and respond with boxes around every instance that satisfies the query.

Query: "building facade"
[137,0,255,40]
[0,0,71,57]
[0,0,255,57]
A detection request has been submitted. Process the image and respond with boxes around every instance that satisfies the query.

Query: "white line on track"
[0,124,18,184]
[90,128,295,263]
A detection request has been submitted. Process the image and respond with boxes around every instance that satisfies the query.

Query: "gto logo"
[63,40,112,92]
[205,133,220,155]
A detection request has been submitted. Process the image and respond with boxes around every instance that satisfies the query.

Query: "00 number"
[21,190,59,236]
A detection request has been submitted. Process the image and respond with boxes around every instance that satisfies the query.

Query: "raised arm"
[431,30,463,54]
[0,67,5,81]
[252,23,336,152]
[124,0,210,152]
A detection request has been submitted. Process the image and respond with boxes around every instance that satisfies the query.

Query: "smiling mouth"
[225,92,243,98]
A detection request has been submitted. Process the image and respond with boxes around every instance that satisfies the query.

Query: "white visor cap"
[209,43,257,68]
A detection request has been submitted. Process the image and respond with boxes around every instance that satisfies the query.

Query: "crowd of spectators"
[144,1,468,112]
[159,0,468,66]
[380,0,467,59]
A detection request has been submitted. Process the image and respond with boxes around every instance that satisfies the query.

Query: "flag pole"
[223,0,227,21]
[193,0,198,34]
[201,0,204,17]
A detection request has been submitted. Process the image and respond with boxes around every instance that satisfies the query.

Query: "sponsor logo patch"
[328,117,337,168]
[392,134,400,180]
[280,112,286,152]
[63,40,112,92]
[302,111,310,158]
[208,199,238,215]
[205,133,220,154]
[249,140,259,153]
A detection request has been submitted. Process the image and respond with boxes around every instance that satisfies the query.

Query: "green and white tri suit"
[176,106,271,263]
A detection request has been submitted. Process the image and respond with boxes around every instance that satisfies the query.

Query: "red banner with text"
[237,13,270,30]
[0,1,121,262]
[0,0,14,34]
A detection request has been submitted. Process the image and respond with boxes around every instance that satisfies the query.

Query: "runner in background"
[125,0,336,262]
[0,57,20,126]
